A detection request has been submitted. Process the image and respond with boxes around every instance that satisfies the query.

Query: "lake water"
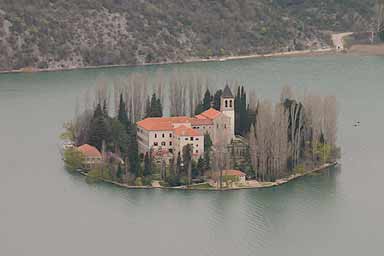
[1,54,383,256]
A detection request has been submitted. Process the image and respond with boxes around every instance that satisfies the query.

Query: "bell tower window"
[229,100,232,108]
[225,100,228,108]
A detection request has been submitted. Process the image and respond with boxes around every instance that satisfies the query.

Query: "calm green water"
[1,55,384,256]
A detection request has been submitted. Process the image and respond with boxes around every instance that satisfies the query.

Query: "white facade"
[137,86,236,162]
[174,133,204,159]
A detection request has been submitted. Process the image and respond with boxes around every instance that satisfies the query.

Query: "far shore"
[80,162,338,192]
[0,47,334,75]
[348,43,384,55]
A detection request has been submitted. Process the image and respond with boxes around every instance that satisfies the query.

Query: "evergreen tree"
[204,133,213,152]
[118,93,129,128]
[182,144,193,184]
[147,93,163,117]
[110,119,129,156]
[234,86,249,135]
[194,103,205,115]
[116,164,123,181]
[176,152,182,175]
[156,98,163,117]
[196,157,205,177]
[235,86,241,135]
[88,103,109,150]
[213,89,223,110]
[143,152,152,176]
[128,126,141,177]
[145,96,151,118]
[202,88,212,110]
[102,99,108,116]
[203,133,212,172]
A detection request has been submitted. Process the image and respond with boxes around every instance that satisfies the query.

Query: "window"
[190,137,194,141]
[225,100,228,108]
[196,150,199,153]
[154,142,158,146]
[185,138,188,141]
[169,133,172,138]
[195,138,199,141]
[162,133,165,138]
[224,124,227,129]
[217,124,219,128]
[161,142,166,146]
[155,133,157,138]
[169,142,172,146]
[196,144,198,147]
[230,100,232,108]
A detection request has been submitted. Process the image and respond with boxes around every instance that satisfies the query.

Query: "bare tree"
[376,0,384,35]
[280,85,294,103]
[124,73,148,122]
[323,96,338,148]
[255,100,273,181]
[271,103,289,178]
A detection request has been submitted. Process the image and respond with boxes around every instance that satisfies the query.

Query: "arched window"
[225,100,228,108]
[229,100,232,108]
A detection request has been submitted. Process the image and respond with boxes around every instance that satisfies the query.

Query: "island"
[61,73,340,190]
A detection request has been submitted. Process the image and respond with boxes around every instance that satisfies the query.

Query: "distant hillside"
[0,0,374,71]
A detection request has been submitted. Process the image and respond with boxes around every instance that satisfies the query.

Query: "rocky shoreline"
[0,47,333,75]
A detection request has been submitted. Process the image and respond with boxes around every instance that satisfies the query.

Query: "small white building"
[77,144,102,170]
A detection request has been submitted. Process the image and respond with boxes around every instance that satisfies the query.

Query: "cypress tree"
[88,103,109,150]
[196,157,205,177]
[156,98,163,117]
[143,152,152,176]
[148,93,163,117]
[128,126,141,177]
[116,164,123,181]
[240,86,248,135]
[213,89,223,110]
[235,86,241,135]
[118,93,129,129]
[202,89,212,110]
[145,96,151,118]
[194,103,205,115]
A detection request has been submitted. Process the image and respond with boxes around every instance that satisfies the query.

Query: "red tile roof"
[137,116,192,131]
[174,125,202,137]
[137,116,213,131]
[222,170,246,177]
[78,144,102,158]
[199,108,222,120]
[190,118,213,125]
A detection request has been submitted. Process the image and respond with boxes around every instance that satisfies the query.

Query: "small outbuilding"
[214,169,247,187]
[77,144,102,170]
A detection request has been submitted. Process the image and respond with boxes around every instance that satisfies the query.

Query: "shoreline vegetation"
[61,68,340,191]
[1,47,334,75]
[80,162,338,191]
[2,31,384,76]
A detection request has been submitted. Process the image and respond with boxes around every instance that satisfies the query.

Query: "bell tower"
[220,84,235,138]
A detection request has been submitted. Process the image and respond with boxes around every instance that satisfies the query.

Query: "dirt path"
[332,32,354,51]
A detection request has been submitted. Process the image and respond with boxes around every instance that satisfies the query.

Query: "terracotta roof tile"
[78,144,102,158]
[199,108,222,120]
[222,170,246,177]
[137,116,191,131]
[174,125,202,137]
[190,118,213,125]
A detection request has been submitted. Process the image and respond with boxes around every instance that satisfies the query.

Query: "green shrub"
[63,148,84,171]
[135,177,143,186]
[142,176,153,186]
